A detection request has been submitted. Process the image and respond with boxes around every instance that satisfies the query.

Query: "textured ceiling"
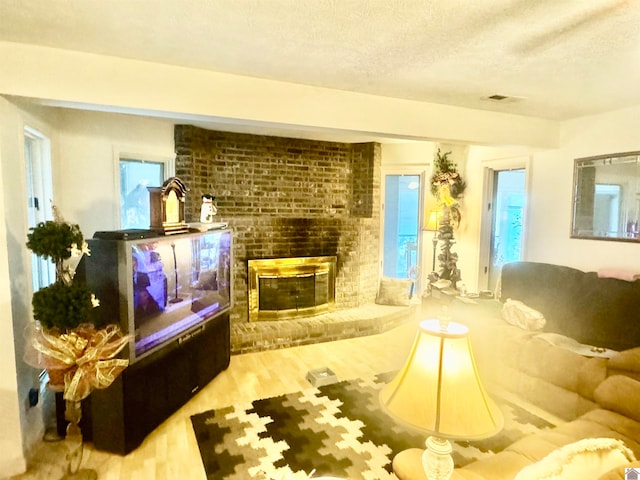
[1,0,639,123]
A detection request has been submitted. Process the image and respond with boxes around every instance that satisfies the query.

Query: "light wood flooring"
[10,316,423,480]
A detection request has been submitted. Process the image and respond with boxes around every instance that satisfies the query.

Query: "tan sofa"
[440,262,640,479]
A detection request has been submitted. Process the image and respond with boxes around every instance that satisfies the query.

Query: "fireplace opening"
[248,256,336,321]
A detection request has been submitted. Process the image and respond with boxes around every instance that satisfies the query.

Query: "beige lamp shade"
[424,210,440,232]
[379,319,503,440]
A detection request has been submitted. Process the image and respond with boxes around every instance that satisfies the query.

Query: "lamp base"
[421,436,454,480]
[393,448,463,480]
[60,469,97,480]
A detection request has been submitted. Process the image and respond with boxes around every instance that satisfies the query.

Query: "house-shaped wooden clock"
[148,177,189,234]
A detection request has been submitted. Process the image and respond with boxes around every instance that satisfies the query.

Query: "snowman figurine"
[199,194,218,224]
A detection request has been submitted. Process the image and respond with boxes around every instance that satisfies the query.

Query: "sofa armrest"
[598,460,640,479]
[608,347,640,381]
[453,471,486,480]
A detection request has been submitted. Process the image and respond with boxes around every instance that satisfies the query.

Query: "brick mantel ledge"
[230,303,419,354]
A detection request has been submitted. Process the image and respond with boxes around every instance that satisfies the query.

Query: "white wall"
[0,98,60,476]
[391,105,640,295]
[0,103,25,476]
[525,106,640,272]
[0,42,559,149]
[0,102,175,475]
[460,106,640,292]
[55,109,175,235]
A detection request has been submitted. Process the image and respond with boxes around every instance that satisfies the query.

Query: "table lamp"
[379,318,503,480]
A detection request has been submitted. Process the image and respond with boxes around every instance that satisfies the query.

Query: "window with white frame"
[119,157,170,229]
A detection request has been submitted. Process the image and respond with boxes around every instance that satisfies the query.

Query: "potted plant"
[24,206,130,478]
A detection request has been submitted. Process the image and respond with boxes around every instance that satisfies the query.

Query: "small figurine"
[200,194,218,224]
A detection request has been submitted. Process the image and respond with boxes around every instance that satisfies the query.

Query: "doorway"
[487,169,526,290]
[382,173,422,284]
[24,125,59,439]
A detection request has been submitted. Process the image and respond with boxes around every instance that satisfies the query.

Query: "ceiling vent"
[485,94,525,104]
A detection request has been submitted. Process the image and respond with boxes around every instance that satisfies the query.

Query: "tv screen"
[85,228,232,363]
[130,229,232,359]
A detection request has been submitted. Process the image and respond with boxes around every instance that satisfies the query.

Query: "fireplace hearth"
[248,256,336,322]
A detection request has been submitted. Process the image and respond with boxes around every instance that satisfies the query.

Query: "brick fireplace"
[248,256,337,322]
[174,126,413,352]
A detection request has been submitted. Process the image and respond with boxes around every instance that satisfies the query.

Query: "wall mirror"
[572,151,640,241]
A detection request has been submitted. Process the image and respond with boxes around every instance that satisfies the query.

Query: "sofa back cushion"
[500,262,640,351]
[594,375,640,423]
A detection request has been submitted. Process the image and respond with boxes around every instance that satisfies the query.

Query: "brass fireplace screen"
[248,256,337,321]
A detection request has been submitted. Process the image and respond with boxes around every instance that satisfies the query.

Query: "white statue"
[199,194,218,224]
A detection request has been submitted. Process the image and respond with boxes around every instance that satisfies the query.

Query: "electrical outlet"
[27,387,38,408]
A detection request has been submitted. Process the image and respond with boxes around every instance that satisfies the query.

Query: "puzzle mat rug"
[191,373,555,480]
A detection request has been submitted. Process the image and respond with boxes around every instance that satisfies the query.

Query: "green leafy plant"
[31,280,98,331]
[430,149,467,200]
[26,213,98,332]
[26,220,84,263]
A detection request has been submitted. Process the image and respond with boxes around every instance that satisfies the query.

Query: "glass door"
[24,127,55,291]
[382,174,421,284]
[488,169,526,290]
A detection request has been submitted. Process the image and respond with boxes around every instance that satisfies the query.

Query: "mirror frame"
[571,151,640,242]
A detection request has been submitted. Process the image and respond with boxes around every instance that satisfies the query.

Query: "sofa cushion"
[375,277,412,306]
[513,437,635,480]
[594,375,640,423]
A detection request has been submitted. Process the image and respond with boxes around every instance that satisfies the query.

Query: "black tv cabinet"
[90,311,230,454]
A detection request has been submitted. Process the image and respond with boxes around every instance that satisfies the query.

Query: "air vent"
[484,94,526,104]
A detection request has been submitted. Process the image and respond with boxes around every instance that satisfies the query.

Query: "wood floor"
[10,315,422,480]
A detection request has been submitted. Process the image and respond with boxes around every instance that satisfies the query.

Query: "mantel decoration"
[200,194,218,224]
[148,176,189,234]
[24,206,130,480]
[429,149,466,284]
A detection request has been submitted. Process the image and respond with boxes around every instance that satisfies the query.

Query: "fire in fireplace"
[248,256,337,321]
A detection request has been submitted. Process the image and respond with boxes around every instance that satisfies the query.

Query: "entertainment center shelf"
[90,312,230,454]
[84,228,233,454]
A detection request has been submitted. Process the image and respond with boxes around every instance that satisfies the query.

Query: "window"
[382,173,422,281]
[119,158,168,229]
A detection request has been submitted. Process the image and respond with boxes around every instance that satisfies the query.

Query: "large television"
[84,228,232,363]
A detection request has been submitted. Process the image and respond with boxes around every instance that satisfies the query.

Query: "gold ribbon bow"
[25,323,131,402]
